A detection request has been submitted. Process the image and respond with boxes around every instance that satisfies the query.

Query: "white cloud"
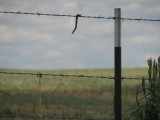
[46,51,61,58]
[131,35,159,44]
[64,1,78,9]
[126,3,142,11]
[0,25,12,42]
[84,21,113,36]
[0,24,7,31]
[148,6,160,14]
[0,26,55,43]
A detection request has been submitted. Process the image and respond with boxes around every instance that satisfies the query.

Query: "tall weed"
[129,56,160,120]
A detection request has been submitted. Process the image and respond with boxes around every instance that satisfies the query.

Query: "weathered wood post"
[114,8,121,120]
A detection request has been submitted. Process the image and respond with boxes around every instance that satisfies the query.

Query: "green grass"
[0,68,147,119]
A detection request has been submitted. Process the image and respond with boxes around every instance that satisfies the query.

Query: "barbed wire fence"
[0,71,146,80]
[0,9,159,120]
[0,71,118,120]
[0,10,160,22]
[0,71,147,120]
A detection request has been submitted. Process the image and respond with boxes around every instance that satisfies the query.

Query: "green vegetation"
[0,68,148,119]
[129,57,160,120]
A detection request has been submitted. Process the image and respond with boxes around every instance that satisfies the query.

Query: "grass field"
[0,68,148,120]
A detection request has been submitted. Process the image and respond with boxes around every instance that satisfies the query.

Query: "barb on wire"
[37,72,42,78]
[0,71,147,80]
[0,10,160,22]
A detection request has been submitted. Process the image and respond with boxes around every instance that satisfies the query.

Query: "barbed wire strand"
[0,71,146,80]
[0,10,113,19]
[0,11,160,22]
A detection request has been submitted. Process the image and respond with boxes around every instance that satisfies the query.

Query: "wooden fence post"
[114,8,121,120]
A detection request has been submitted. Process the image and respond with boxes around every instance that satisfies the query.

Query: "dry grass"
[0,68,147,119]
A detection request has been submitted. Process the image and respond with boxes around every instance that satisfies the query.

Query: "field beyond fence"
[0,68,147,120]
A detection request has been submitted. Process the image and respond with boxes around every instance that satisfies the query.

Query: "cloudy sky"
[0,0,160,69]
